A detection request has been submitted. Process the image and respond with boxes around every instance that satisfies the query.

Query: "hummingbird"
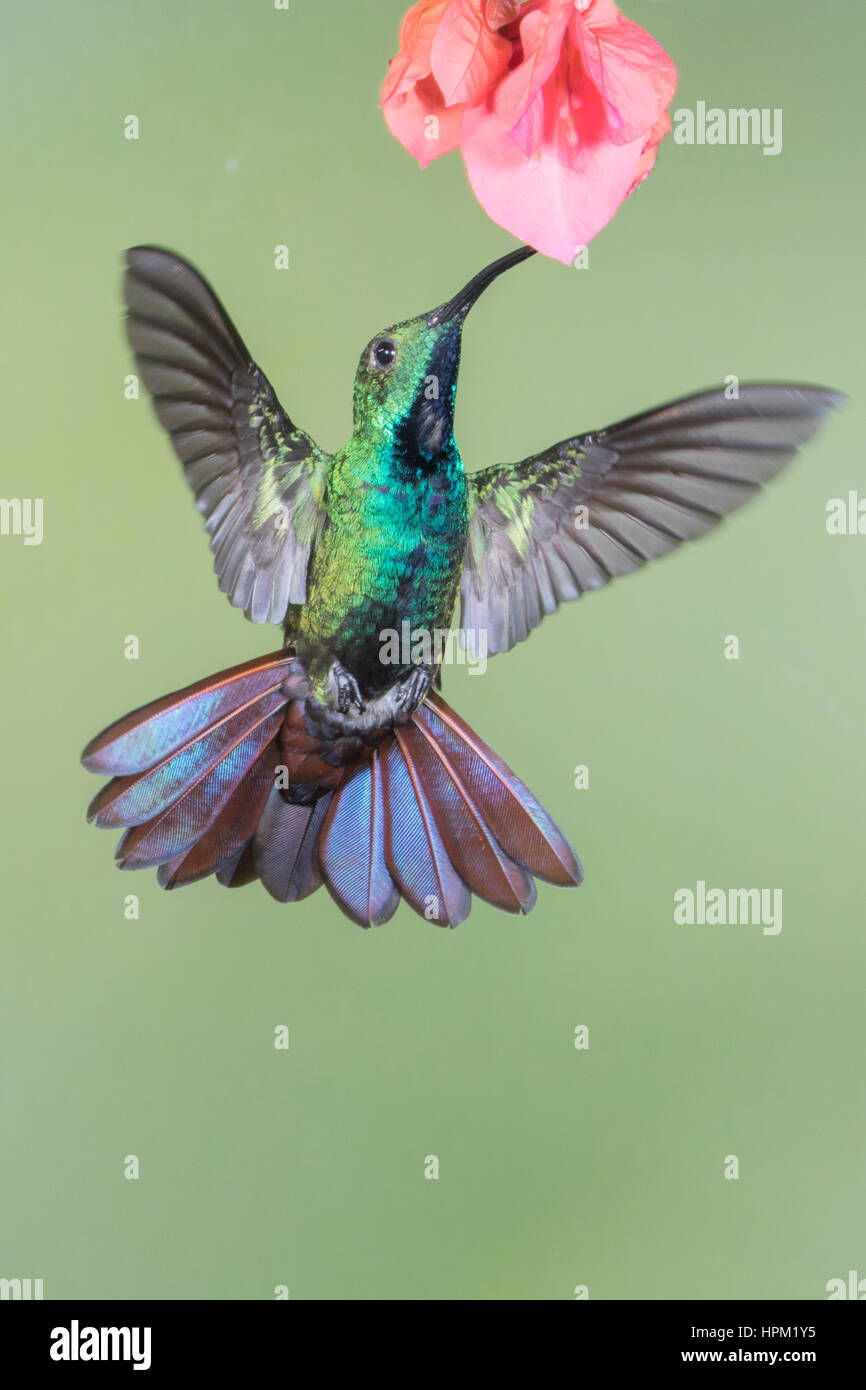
[82,245,844,927]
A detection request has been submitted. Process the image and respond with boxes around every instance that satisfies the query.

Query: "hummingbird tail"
[317,690,582,927]
[82,655,582,925]
[82,651,307,887]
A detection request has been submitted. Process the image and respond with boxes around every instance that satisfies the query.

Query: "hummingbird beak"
[427,245,537,327]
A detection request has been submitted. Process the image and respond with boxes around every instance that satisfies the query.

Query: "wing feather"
[460,384,845,656]
[124,246,330,624]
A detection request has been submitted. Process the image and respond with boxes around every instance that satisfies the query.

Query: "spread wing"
[460,383,846,656]
[124,246,331,625]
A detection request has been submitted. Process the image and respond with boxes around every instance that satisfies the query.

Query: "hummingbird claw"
[332,662,365,714]
[395,664,433,712]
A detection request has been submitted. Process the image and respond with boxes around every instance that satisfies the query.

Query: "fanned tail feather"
[95,693,285,833]
[216,844,259,889]
[253,789,333,902]
[81,651,297,775]
[417,693,582,888]
[83,656,581,924]
[397,719,536,914]
[318,748,400,928]
[157,747,279,889]
[380,732,471,927]
[314,692,580,927]
[83,654,307,892]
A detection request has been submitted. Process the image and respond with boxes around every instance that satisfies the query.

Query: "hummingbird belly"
[294,473,467,707]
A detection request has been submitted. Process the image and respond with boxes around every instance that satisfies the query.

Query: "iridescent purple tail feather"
[82,653,582,927]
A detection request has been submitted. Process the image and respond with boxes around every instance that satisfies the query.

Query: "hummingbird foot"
[394,664,434,713]
[332,661,365,714]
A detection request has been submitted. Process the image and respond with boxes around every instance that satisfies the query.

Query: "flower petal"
[460,97,652,263]
[629,109,671,190]
[381,0,452,106]
[383,76,464,166]
[572,0,677,146]
[492,0,572,134]
[430,0,513,107]
[486,0,522,28]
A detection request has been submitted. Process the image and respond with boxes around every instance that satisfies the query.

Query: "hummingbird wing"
[123,246,331,624]
[459,383,845,656]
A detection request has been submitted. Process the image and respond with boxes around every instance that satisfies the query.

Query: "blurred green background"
[1,0,863,1300]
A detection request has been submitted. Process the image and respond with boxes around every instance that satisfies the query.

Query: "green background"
[1,0,863,1300]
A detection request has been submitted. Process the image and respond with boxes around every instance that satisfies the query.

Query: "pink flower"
[381,0,677,263]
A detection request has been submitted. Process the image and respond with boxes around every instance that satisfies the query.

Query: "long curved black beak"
[428,245,536,327]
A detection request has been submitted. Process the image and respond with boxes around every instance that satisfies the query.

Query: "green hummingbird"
[81,245,844,926]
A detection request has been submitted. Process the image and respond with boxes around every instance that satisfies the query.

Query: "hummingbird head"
[352,245,536,465]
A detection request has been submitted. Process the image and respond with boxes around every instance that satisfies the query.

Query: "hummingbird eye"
[372,339,397,370]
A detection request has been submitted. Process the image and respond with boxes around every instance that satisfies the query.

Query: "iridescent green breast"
[293,440,468,699]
